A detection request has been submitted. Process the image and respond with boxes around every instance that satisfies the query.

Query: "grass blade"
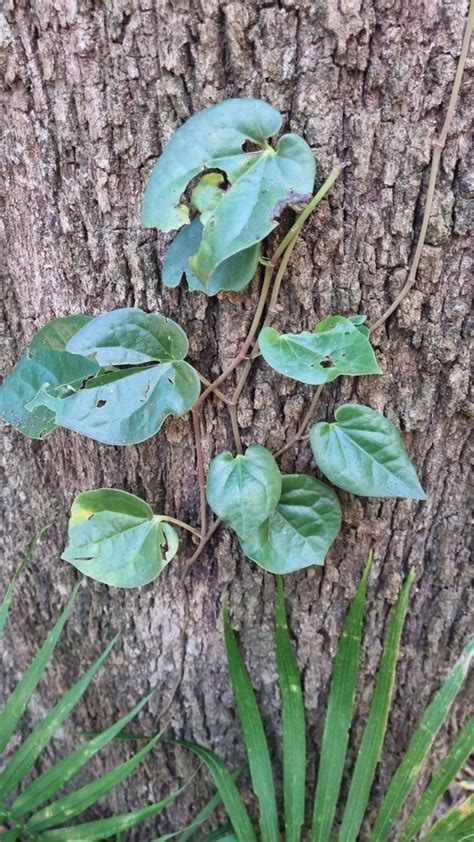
[180,741,257,842]
[371,641,474,841]
[36,783,188,840]
[27,730,163,831]
[0,630,118,801]
[0,527,49,638]
[179,762,246,842]
[223,605,279,842]
[312,552,373,842]
[0,581,80,756]
[338,569,415,842]
[420,794,474,840]
[398,716,474,842]
[10,691,156,818]
[276,578,305,842]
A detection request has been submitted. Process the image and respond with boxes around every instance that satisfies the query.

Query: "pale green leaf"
[276,579,305,842]
[66,308,189,365]
[28,360,200,445]
[62,489,179,587]
[0,348,99,439]
[0,582,80,756]
[338,570,415,842]
[142,98,315,282]
[191,173,226,225]
[238,474,341,574]
[370,641,474,842]
[311,552,373,842]
[310,404,426,499]
[163,218,259,296]
[259,316,381,386]
[224,606,279,842]
[206,445,282,536]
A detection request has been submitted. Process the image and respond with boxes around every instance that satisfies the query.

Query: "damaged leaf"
[62,489,179,587]
[259,315,381,385]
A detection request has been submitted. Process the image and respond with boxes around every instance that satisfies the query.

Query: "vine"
[0,9,471,590]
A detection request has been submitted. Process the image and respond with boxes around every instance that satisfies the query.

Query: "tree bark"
[1,0,472,838]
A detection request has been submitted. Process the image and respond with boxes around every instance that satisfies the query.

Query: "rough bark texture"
[1,0,472,838]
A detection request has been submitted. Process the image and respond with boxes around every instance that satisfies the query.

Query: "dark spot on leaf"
[96,399,107,408]
[320,358,334,369]
[74,556,94,562]
[87,514,94,520]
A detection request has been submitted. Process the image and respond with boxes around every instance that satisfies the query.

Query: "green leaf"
[206,445,282,536]
[179,763,246,842]
[0,582,81,756]
[28,359,200,445]
[26,731,163,831]
[29,316,93,352]
[163,218,259,296]
[370,640,474,842]
[0,526,49,638]
[310,404,427,499]
[191,173,227,224]
[0,348,99,439]
[0,631,119,802]
[238,474,342,574]
[142,98,315,282]
[10,691,156,818]
[66,308,189,365]
[420,795,474,841]
[398,717,474,842]
[338,570,415,842]
[276,579,305,842]
[224,606,279,842]
[180,741,257,842]
[36,784,187,840]
[311,552,373,842]
[259,316,381,386]
[61,489,179,587]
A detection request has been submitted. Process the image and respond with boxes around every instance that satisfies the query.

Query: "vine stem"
[180,518,222,583]
[156,515,201,539]
[192,408,207,539]
[273,384,324,458]
[371,1,473,332]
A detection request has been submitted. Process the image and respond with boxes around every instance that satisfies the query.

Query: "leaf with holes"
[0,348,99,439]
[66,308,189,366]
[259,315,381,385]
[310,404,427,499]
[163,218,259,296]
[206,445,282,537]
[142,98,315,283]
[61,489,179,587]
[26,360,200,446]
[238,474,342,574]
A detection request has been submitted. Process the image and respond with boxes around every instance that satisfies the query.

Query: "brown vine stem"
[192,407,207,539]
[371,0,473,333]
[180,517,222,583]
[273,384,324,458]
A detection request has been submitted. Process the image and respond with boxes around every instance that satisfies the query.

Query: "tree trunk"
[1,0,472,838]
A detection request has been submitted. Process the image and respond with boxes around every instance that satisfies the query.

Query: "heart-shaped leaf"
[142,98,315,283]
[309,404,427,499]
[67,308,189,366]
[206,445,282,536]
[238,474,342,574]
[259,316,381,385]
[163,218,259,296]
[29,315,94,352]
[27,360,200,445]
[62,489,179,587]
[0,349,99,439]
